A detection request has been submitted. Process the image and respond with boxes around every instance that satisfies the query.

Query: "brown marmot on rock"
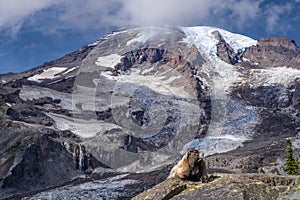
[168,150,207,182]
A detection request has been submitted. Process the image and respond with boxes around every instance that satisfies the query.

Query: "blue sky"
[0,0,299,74]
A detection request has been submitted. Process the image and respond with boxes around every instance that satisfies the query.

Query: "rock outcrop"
[133,174,300,200]
[258,37,299,51]
[215,35,300,69]
[213,30,238,64]
[241,37,300,68]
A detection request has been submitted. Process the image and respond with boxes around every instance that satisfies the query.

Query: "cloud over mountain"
[0,0,294,38]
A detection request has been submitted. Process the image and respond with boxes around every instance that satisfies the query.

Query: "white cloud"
[265,3,293,33]
[0,0,295,38]
[0,0,263,36]
[230,0,261,26]
[0,0,62,37]
[58,0,262,29]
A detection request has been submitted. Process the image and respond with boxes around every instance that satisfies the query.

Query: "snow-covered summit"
[181,26,257,57]
[88,26,257,58]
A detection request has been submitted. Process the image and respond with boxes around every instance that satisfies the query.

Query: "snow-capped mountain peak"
[181,26,257,57]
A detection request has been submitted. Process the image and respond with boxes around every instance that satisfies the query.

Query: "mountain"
[0,26,300,199]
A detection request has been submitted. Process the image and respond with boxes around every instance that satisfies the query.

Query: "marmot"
[168,150,207,182]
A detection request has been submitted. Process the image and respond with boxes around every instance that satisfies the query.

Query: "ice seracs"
[180,26,258,155]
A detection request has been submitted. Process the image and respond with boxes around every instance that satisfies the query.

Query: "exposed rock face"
[213,30,238,64]
[258,37,299,51]
[0,122,108,198]
[133,174,300,200]
[242,37,300,68]
[215,35,300,69]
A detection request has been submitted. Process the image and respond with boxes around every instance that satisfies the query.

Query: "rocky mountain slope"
[0,26,300,199]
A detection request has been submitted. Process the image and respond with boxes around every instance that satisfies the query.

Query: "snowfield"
[28,67,67,82]
[62,66,79,75]
[47,112,123,138]
[95,54,123,69]
[248,66,300,87]
[101,68,196,99]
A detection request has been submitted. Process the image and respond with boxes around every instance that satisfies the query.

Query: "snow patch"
[101,68,194,99]
[28,67,67,83]
[19,86,73,110]
[249,66,300,87]
[47,112,122,138]
[140,67,155,75]
[88,30,128,47]
[62,66,79,75]
[95,54,122,69]
[88,40,100,47]
[219,29,257,53]
[181,26,219,57]
[242,57,250,62]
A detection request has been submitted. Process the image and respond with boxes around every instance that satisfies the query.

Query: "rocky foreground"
[133,173,300,200]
